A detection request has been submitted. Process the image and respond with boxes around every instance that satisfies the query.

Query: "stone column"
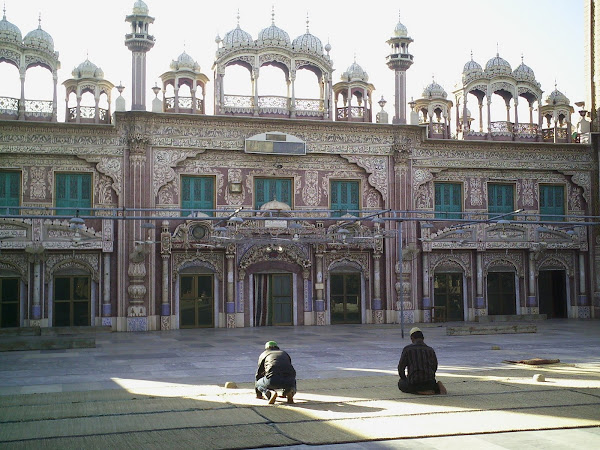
[372,252,383,323]
[252,68,260,116]
[527,251,537,313]
[52,70,58,122]
[476,252,485,313]
[289,73,296,118]
[102,253,111,318]
[486,95,492,136]
[174,86,180,113]
[578,252,587,314]
[226,249,236,328]
[18,69,25,120]
[315,246,325,325]
[422,252,431,321]
[160,221,171,330]
[94,94,100,124]
[76,95,81,124]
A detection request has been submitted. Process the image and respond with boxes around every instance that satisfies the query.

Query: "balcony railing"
[164,96,204,113]
[336,106,367,121]
[0,96,19,117]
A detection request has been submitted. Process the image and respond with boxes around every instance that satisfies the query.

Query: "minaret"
[124,1,155,111]
[386,13,413,125]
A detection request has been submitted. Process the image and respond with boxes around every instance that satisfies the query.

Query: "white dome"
[72,59,104,78]
[394,18,408,37]
[292,31,323,54]
[422,80,447,99]
[342,61,368,82]
[513,61,536,82]
[462,58,483,83]
[222,24,253,48]
[23,24,54,52]
[260,199,291,211]
[546,89,569,105]
[132,0,149,15]
[0,11,22,44]
[484,54,512,77]
[257,22,290,46]
[170,51,200,71]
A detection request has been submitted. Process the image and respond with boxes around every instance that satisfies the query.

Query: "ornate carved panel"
[341,155,388,198]
[429,252,471,277]
[238,244,311,279]
[172,252,224,281]
[483,251,524,277]
[45,253,100,282]
[324,253,369,280]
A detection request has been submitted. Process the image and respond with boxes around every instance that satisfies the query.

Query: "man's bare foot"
[437,381,447,395]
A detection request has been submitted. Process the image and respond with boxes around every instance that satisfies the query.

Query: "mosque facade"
[0,1,598,332]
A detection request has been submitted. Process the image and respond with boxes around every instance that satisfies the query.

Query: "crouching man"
[255,341,297,404]
[398,327,447,395]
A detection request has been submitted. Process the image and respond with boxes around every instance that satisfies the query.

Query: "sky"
[0,0,585,123]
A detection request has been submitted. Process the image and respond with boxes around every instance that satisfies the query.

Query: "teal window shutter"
[435,183,462,220]
[331,180,360,217]
[181,176,214,216]
[488,184,514,218]
[0,171,20,215]
[55,173,92,217]
[540,185,564,222]
[255,178,292,210]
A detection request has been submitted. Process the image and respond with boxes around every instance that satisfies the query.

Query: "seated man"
[397,327,447,395]
[255,341,297,404]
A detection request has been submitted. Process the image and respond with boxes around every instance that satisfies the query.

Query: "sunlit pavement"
[0,320,599,449]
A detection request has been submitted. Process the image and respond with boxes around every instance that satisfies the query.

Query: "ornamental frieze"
[324,253,370,280]
[341,155,388,198]
[483,252,524,277]
[238,244,311,277]
[429,252,472,277]
[0,254,29,283]
[537,253,575,277]
[45,253,100,282]
[172,252,224,281]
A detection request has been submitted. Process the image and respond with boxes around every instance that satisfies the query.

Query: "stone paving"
[0,320,599,448]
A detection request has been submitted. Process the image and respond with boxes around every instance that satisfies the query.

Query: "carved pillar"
[160,221,171,330]
[486,95,492,136]
[226,249,236,328]
[174,86,180,113]
[462,91,469,131]
[94,94,100,124]
[32,259,42,321]
[315,246,325,325]
[102,253,111,317]
[578,252,587,310]
[527,250,537,312]
[252,67,260,116]
[372,252,383,324]
[191,81,197,114]
[52,70,58,122]
[476,251,485,310]
[289,73,296,118]
[478,99,484,132]
[19,69,25,120]
[422,252,431,320]
[514,99,519,131]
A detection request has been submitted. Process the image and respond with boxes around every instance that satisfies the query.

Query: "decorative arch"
[46,254,100,282]
[173,252,224,281]
[0,257,29,284]
[537,254,574,277]
[239,244,310,275]
[324,254,369,280]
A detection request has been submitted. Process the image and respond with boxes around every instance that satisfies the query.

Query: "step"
[0,327,41,337]
[0,336,96,352]
[476,314,547,323]
[446,323,537,336]
[40,326,112,336]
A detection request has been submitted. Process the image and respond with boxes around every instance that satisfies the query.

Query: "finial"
[236,9,240,27]
[470,50,473,60]
[306,13,310,33]
[353,52,357,63]
[554,79,557,90]
[521,53,524,63]
[496,42,499,57]
[38,12,42,29]
[271,5,275,25]
[3,3,6,20]
[398,10,401,22]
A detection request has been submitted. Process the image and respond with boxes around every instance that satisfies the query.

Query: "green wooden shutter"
[331,181,360,217]
[181,176,214,216]
[0,171,20,215]
[55,173,92,217]
[488,184,514,218]
[255,178,292,209]
[435,183,462,220]
[540,185,564,222]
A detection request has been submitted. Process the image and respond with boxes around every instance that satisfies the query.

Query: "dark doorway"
[0,278,19,328]
[54,276,91,326]
[330,273,361,324]
[254,273,293,326]
[487,272,516,315]
[538,270,567,318]
[433,273,463,322]
[180,274,214,328]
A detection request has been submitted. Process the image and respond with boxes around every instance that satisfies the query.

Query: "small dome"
[513,61,536,82]
[462,56,483,84]
[342,61,368,82]
[170,51,200,71]
[546,89,570,105]
[292,32,323,54]
[23,23,54,52]
[484,54,512,77]
[0,11,22,44]
[260,198,291,211]
[394,18,408,37]
[422,80,447,99]
[222,24,253,48]
[132,0,149,15]
[257,22,290,46]
[72,59,104,79]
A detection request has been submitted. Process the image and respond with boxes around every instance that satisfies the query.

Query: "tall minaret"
[124,1,155,111]
[386,13,413,125]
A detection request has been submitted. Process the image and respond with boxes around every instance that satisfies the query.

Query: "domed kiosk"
[333,59,375,122]
[159,51,209,114]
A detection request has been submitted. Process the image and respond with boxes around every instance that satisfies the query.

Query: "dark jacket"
[256,348,296,381]
[397,340,438,384]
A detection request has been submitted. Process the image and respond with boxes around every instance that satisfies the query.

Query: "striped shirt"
[397,341,438,384]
